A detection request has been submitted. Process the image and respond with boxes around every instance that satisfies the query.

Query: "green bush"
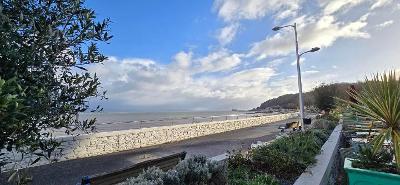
[251,147,303,179]
[118,167,165,185]
[355,145,392,165]
[352,145,399,174]
[162,170,181,185]
[175,155,227,184]
[251,129,331,180]
[307,129,330,145]
[268,131,324,164]
[119,155,227,185]
[207,159,228,185]
[227,150,251,169]
[228,166,281,185]
[176,155,210,184]
[312,118,337,130]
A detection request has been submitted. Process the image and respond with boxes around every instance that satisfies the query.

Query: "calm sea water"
[76,111,270,133]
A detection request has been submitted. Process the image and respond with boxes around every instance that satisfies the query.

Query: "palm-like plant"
[344,71,400,167]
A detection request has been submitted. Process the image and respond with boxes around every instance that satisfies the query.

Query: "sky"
[85,0,400,112]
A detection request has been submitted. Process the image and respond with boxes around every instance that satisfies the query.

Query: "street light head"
[310,47,320,52]
[272,26,281,31]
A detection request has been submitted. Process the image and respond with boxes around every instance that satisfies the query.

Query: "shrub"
[119,155,227,185]
[207,160,228,185]
[228,166,281,185]
[175,155,211,185]
[228,166,252,184]
[162,170,181,185]
[307,129,330,145]
[312,118,337,130]
[268,131,323,164]
[118,167,164,185]
[251,146,303,179]
[251,130,330,180]
[227,150,251,169]
[352,145,399,174]
[250,174,281,185]
[355,145,392,165]
[119,168,181,185]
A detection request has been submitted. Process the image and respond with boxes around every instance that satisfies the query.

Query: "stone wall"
[60,113,295,160]
[1,113,295,171]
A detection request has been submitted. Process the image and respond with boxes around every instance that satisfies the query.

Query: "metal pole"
[293,23,304,128]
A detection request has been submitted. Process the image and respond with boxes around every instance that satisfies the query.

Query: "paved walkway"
[0,118,295,185]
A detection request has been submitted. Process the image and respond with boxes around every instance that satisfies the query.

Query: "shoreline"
[53,111,286,137]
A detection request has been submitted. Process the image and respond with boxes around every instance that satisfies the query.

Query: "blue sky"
[86,0,400,112]
[86,0,219,61]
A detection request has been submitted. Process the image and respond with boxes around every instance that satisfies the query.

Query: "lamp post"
[272,23,320,129]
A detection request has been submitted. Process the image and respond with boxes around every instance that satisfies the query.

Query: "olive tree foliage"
[0,0,111,167]
[0,77,26,166]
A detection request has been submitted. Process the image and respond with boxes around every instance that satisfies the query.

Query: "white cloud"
[213,0,302,46]
[213,0,301,22]
[89,52,276,110]
[321,0,365,15]
[376,20,394,29]
[268,71,338,97]
[217,23,240,45]
[304,70,320,74]
[174,51,192,68]
[370,0,393,10]
[195,49,242,73]
[267,58,285,68]
[276,9,298,20]
[359,13,371,21]
[248,15,369,60]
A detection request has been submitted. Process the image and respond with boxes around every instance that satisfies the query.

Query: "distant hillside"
[254,82,359,110]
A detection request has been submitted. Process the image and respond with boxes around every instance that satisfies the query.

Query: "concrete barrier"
[293,124,343,185]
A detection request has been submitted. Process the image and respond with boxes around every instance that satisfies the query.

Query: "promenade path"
[0,118,296,185]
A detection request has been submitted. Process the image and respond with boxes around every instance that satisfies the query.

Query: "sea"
[75,110,272,133]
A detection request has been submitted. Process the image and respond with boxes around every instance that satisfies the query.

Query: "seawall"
[61,113,295,159]
[1,113,296,171]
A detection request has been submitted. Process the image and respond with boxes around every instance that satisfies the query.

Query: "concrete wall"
[293,124,343,185]
[60,113,295,160]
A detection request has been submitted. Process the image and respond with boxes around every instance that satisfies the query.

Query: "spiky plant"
[344,71,400,167]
